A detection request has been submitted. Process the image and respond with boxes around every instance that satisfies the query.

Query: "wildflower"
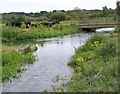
[77,57,84,62]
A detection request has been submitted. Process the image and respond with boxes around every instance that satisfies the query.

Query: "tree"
[116,1,120,22]
[10,15,17,22]
[16,16,25,22]
[52,10,57,12]
[102,6,109,17]
[61,10,65,12]
[50,12,66,21]
[40,11,47,15]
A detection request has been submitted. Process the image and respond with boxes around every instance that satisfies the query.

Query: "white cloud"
[0,0,117,13]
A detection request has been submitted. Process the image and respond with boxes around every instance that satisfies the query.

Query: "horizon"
[0,0,117,13]
[1,8,113,14]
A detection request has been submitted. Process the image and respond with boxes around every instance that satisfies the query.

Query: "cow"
[15,21,22,28]
[41,20,60,27]
[52,20,60,25]
[10,21,22,28]
[31,24,37,28]
[41,22,52,27]
[25,21,31,28]
[6,23,9,26]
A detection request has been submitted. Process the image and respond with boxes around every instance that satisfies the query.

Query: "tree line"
[2,6,117,23]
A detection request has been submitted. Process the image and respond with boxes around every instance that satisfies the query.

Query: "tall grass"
[1,52,35,82]
[58,33,118,92]
[2,24,81,42]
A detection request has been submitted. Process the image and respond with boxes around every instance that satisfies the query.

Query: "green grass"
[2,23,81,42]
[57,33,118,92]
[1,51,36,82]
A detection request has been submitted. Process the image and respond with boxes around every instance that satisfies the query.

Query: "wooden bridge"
[75,23,119,32]
[76,23,119,28]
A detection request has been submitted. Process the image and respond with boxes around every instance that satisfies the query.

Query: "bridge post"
[117,0,120,23]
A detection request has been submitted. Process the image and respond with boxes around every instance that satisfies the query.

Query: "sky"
[0,0,117,13]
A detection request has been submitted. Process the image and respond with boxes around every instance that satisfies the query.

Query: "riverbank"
[1,45,36,82]
[2,24,82,43]
[2,33,91,92]
[58,32,118,92]
[1,23,87,83]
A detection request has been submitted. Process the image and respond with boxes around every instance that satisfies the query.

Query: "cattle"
[6,19,60,28]
[10,21,22,28]
[6,23,9,26]
[52,20,60,24]
[31,24,37,28]
[25,21,31,26]
[41,22,52,27]
[41,20,60,27]
[25,21,31,28]
[15,21,22,28]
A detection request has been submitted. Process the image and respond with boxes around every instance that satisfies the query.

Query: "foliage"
[60,33,118,92]
[50,12,66,21]
[16,16,25,22]
[2,24,80,41]
[102,6,109,17]
[99,40,117,62]
[116,1,120,22]
[2,52,36,82]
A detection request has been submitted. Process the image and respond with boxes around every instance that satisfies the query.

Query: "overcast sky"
[0,0,117,13]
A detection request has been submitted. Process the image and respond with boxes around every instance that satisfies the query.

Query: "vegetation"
[1,4,118,90]
[2,6,117,42]
[1,49,35,82]
[57,33,118,92]
[117,1,120,22]
[2,6,116,24]
[2,24,81,42]
[50,12,66,21]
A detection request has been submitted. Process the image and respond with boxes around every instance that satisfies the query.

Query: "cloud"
[0,0,117,13]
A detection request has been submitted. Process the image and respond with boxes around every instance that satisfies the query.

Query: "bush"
[87,34,106,44]
[99,40,117,62]
[50,12,66,21]
[2,52,35,81]
[16,16,25,22]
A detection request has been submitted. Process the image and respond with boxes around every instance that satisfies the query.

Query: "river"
[2,33,92,92]
[2,26,116,92]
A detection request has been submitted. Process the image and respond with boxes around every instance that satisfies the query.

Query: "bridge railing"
[78,17,117,25]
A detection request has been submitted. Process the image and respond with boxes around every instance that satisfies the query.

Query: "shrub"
[50,12,66,21]
[2,52,35,81]
[87,34,106,44]
[99,40,117,62]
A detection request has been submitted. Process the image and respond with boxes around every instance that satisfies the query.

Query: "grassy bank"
[58,33,118,92]
[1,45,36,82]
[2,24,81,42]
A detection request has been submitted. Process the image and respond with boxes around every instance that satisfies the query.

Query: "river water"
[2,33,92,92]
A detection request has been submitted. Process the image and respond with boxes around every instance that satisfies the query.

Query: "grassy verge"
[1,45,36,82]
[58,33,118,92]
[2,24,81,42]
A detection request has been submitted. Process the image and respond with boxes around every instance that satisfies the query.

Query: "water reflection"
[96,27,115,33]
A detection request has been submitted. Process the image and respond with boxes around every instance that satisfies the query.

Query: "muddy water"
[2,33,91,92]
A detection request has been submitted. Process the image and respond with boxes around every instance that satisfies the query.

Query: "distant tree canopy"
[89,12,102,18]
[40,11,47,15]
[102,6,109,17]
[50,12,66,21]
[2,7,116,24]
[16,16,25,22]
[116,1,120,21]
